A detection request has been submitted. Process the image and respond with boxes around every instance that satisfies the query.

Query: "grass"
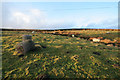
[1,31,120,79]
[51,30,119,41]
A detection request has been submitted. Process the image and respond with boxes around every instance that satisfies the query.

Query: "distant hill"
[0,28,120,31]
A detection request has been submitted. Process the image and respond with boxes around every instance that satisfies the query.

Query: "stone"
[22,35,32,41]
[14,40,35,55]
[13,35,35,56]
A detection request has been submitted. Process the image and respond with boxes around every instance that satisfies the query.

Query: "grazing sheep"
[92,38,100,42]
[89,37,103,41]
[106,32,110,34]
[32,31,35,33]
[72,34,75,37]
[89,37,95,41]
[53,32,56,34]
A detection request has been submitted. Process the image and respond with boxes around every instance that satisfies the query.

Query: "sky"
[2,2,118,29]
[2,0,120,2]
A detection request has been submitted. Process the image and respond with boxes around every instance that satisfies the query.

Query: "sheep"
[92,38,100,42]
[106,31,110,34]
[53,32,56,35]
[32,31,35,34]
[89,37,95,41]
[72,34,75,37]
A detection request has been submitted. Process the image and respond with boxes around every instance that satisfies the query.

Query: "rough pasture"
[1,31,120,79]
[47,30,120,47]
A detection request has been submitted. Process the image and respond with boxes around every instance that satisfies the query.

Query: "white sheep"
[72,34,74,37]
[32,31,35,33]
[106,32,110,34]
[92,38,100,42]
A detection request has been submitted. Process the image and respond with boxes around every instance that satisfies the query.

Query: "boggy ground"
[1,31,120,79]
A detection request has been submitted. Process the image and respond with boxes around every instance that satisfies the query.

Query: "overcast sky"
[2,2,118,29]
